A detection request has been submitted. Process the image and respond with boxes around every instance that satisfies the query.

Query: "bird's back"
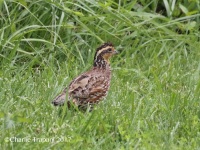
[68,66,111,107]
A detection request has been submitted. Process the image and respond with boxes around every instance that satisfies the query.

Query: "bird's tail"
[52,90,67,106]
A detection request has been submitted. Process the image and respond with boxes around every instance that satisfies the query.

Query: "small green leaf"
[18,0,27,7]
[179,4,188,14]
[74,11,84,16]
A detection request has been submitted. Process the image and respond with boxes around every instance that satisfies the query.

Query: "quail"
[52,42,118,110]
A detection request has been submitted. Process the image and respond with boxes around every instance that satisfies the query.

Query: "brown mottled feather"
[52,42,117,110]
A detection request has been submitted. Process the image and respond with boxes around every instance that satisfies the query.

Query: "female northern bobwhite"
[52,42,118,109]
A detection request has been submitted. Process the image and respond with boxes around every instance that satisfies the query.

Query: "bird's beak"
[113,50,118,54]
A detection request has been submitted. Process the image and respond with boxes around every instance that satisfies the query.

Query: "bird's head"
[94,42,118,68]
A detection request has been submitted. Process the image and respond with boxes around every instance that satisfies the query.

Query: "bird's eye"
[108,48,112,52]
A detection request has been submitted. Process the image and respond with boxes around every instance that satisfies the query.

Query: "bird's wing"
[68,73,106,99]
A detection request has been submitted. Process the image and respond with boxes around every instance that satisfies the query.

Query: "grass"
[1,0,200,149]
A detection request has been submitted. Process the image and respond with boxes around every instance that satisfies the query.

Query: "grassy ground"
[1,0,200,149]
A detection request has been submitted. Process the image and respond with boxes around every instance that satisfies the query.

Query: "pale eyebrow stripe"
[96,46,112,57]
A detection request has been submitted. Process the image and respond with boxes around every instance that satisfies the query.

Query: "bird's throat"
[93,56,110,69]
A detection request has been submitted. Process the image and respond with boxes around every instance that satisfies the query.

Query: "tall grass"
[1,0,200,149]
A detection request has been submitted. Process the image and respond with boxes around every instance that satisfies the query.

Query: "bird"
[52,42,118,110]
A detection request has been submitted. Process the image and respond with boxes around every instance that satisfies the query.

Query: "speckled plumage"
[52,42,117,110]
